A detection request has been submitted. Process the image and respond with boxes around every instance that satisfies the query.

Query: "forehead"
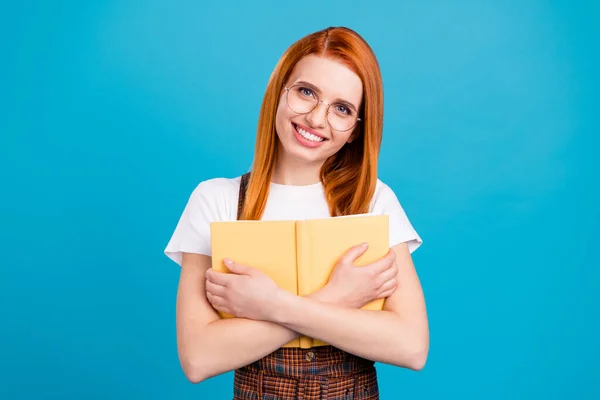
[288,54,363,104]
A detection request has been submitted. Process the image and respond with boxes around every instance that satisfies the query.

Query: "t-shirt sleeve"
[371,181,423,254]
[164,181,225,266]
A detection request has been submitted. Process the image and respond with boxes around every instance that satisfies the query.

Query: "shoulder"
[370,179,401,210]
[371,178,423,253]
[191,176,241,200]
[186,175,243,220]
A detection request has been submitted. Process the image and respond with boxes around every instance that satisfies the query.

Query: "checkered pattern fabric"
[234,173,380,399]
[233,346,379,399]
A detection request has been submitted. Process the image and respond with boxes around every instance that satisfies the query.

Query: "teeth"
[297,126,324,142]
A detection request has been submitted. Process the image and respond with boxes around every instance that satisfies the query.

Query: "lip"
[293,123,327,140]
[292,123,327,148]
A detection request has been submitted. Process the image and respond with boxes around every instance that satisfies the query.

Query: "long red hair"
[240,26,384,220]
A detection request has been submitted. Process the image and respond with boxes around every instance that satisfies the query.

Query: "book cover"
[210,214,389,348]
[210,220,301,347]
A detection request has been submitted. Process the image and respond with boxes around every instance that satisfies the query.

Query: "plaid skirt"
[233,346,379,400]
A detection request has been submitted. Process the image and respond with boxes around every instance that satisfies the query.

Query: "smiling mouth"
[293,123,327,143]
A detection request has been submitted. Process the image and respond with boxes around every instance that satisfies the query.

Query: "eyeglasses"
[284,85,361,132]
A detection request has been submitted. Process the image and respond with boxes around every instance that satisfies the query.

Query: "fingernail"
[361,242,369,247]
[223,258,233,266]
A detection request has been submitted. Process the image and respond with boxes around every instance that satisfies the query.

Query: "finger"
[340,243,370,265]
[223,259,252,275]
[205,291,217,305]
[375,263,398,288]
[376,281,398,299]
[378,277,398,294]
[206,292,228,310]
[206,268,232,286]
[378,286,397,299]
[211,301,231,315]
[367,249,396,274]
[205,279,226,297]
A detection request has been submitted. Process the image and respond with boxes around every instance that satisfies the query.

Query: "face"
[274,54,363,166]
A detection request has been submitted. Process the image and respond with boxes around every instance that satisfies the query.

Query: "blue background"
[2,1,598,399]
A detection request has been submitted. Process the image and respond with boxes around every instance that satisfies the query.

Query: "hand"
[320,243,398,309]
[205,258,283,321]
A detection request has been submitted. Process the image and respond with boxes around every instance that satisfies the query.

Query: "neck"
[271,152,323,186]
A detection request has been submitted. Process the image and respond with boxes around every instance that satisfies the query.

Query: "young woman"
[165,26,428,399]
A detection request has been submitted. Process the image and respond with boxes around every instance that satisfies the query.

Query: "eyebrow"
[293,80,359,112]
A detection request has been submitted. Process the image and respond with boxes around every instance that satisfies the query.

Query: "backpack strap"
[237,172,251,220]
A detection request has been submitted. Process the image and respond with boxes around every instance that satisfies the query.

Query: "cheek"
[274,104,286,136]
[331,131,353,146]
[275,101,294,133]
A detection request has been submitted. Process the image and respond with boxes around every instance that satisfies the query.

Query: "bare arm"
[268,242,429,370]
[176,252,336,383]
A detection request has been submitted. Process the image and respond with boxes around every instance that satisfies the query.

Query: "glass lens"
[328,110,357,132]
[286,85,359,132]
[286,86,318,114]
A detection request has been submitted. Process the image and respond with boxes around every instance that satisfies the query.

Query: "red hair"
[240,26,384,220]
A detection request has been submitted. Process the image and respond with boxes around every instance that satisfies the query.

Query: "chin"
[280,143,325,165]
[277,130,326,165]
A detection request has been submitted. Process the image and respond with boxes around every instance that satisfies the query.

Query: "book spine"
[295,221,309,297]
[295,221,314,349]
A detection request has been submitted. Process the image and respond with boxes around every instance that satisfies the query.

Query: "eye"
[297,87,315,98]
[334,104,352,115]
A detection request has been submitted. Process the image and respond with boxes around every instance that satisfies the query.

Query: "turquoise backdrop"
[2,1,598,399]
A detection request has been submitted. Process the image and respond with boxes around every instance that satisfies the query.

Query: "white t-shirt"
[164,175,422,266]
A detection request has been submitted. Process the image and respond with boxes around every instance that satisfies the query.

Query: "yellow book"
[210,214,389,348]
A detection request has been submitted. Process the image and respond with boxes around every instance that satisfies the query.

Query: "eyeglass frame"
[283,85,362,132]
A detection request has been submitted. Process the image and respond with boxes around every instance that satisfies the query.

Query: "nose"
[305,101,328,129]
